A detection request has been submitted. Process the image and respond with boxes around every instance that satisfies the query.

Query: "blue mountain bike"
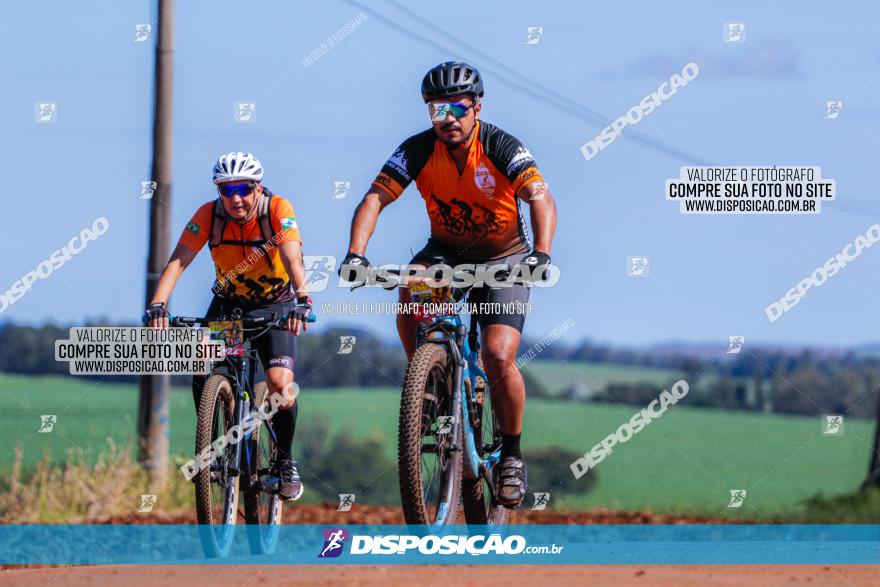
[375,266,511,526]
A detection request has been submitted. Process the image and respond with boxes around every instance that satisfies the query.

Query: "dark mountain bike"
[162,306,314,557]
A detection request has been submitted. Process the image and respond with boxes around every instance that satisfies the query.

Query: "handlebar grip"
[307,313,317,323]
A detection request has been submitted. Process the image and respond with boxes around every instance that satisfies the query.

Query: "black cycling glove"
[517,250,552,283]
[288,295,313,322]
[145,301,169,324]
[339,252,370,284]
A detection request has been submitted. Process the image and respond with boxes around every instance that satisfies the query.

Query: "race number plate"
[208,320,245,357]
[408,281,456,319]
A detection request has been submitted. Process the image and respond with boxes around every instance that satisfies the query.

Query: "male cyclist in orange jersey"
[340,62,558,507]
[146,152,312,501]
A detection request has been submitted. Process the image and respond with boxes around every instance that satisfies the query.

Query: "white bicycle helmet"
[212,152,264,184]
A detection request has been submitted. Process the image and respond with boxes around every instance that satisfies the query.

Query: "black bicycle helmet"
[421,61,484,102]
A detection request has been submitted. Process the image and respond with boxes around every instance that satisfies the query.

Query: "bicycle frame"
[221,349,262,483]
[173,314,281,489]
[416,310,502,488]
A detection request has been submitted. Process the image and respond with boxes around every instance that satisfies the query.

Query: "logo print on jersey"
[387,148,409,181]
[474,162,496,198]
[281,217,297,230]
[506,145,534,176]
[430,194,508,239]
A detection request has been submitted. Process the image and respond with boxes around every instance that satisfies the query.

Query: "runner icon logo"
[333,181,351,199]
[727,336,745,354]
[727,490,746,508]
[134,24,151,42]
[524,26,543,45]
[39,415,57,433]
[822,414,844,436]
[338,336,356,354]
[319,528,349,558]
[724,22,745,43]
[824,101,843,120]
[138,494,157,513]
[303,255,336,292]
[437,416,454,434]
[140,181,157,200]
[628,256,649,277]
[337,494,356,512]
[531,492,550,510]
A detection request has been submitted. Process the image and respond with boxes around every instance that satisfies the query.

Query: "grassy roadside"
[3,441,878,523]
[0,439,193,522]
[1,374,876,519]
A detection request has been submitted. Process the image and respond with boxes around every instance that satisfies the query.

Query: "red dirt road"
[80,502,756,525]
[3,564,878,587]
[2,506,877,586]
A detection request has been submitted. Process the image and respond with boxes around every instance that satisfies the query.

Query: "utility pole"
[138,0,174,488]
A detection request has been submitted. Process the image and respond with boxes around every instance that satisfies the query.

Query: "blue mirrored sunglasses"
[428,101,476,121]
[217,182,256,198]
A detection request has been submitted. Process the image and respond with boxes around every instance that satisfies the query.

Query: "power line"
[346,1,880,219]
[343,0,712,165]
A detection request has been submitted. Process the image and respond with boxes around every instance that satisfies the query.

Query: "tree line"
[2,321,879,417]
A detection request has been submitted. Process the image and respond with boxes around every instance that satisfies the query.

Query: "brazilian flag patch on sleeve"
[280,217,297,230]
[186,222,201,235]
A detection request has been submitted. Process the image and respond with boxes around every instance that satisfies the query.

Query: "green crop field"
[522,359,685,396]
[0,373,873,516]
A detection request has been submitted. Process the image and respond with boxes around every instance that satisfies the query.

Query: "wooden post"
[138,0,174,488]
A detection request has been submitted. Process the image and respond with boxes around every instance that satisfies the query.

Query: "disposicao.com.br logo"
[318,531,564,557]
[318,528,349,558]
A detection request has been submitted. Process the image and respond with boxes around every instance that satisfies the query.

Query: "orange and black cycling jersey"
[372,121,545,260]
[177,194,302,302]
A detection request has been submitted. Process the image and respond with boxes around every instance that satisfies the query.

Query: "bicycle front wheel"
[194,374,239,558]
[398,343,462,526]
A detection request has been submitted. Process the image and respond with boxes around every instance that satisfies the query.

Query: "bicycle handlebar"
[143,305,317,328]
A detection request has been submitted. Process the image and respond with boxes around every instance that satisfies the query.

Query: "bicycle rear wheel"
[243,381,281,555]
[461,355,510,525]
[194,375,239,558]
[398,343,462,526]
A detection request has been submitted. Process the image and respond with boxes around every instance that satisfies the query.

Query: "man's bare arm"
[347,187,395,255]
[278,239,309,335]
[278,240,307,297]
[517,182,557,254]
[150,244,198,306]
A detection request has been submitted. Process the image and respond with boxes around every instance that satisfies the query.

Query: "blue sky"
[1,0,878,349]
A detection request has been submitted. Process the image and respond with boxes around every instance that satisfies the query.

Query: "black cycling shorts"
[204,296,297,372]
[408,239,531,332]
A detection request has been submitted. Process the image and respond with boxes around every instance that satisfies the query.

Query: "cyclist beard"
[442,122,476,151]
